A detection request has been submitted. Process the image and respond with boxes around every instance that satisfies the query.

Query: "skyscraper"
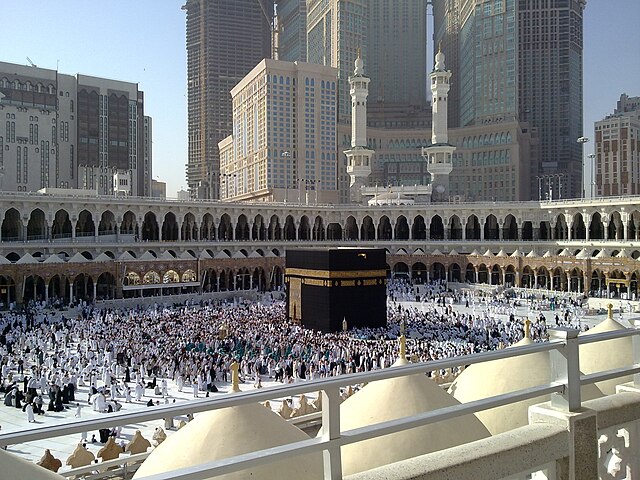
[183,0,272,199]
[306,0,368,123]
[367,0,427,116]
[305,0,428,125]
[277,0,307,62]
[434,0,586,199]
[0,61,151,196]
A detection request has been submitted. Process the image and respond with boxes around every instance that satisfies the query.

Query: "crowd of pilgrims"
[0,279,586,423]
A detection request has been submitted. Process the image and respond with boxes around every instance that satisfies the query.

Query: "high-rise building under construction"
[183,0,272,199]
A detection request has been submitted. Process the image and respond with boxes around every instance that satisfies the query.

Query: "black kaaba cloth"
[285,248,387,332]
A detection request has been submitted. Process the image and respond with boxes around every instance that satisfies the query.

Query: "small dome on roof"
[579,304,633,394]
[338,352,489,475]
[449,324,602,435]
[134,402,322,480]
[0,449,64,480]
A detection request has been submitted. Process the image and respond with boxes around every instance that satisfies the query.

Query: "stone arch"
[98,210,117,235]
[609,211,623,240]
[268,215,282,240]
[2,208,22,240]
[484,214,499,240]
[73,273,94,302]
[466,215,481,240]
[51,209,73,239]
[465,263,476,283]
[344,216,358,240]
[568,268,584,293]
[377,216,392,240]
[26,208,47,239]
[235,214,250,241]
[327,223,342,240]
[75,210,95,237]
[431,262,446,281]
[449,215,463,240]
[521,221,534,240]
[590,269,605,294]
[120,210,138,237]
[412,262,427,284]
[200,213,215,240]
[298,215,311,240]
[536,266,550,289]
[0,274,17,307]
[429,215,444,240]
[503,214,518,240]
[589,212,605,240]
[313,216,325,240]
[554,214,568,240]
[96,272,116,300]
[412,215,426,240]
[182,212,197,241]
[142,212,159,241]
[477,264,489,284]
[284,215,296,240]
[392,262,409,279]
[449,262,462,282]
[571,213,586,240]
[163,270,180,284]
[162,212,179,241]
[252,214,266,241]
[218,214,233,241]
[505,265,517,287]
[253,267,267,292]
[361,216,375,240]
[24,274,46,303]
[394,216,409,240]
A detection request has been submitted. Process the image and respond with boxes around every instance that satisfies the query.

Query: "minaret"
[344,50,374,204]
[422,44,455,203]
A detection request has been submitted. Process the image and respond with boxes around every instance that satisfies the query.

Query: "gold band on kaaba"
[285,268,387,279]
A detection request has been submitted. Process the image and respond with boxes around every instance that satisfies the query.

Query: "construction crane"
[256,0,280,60]
[26,57,37,68]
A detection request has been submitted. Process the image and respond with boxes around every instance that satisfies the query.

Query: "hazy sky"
[1,1,638,197]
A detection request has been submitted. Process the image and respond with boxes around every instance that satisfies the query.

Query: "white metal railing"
[1,327,640,480]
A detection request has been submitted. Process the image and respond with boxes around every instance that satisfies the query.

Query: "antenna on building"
[26,57,37,68]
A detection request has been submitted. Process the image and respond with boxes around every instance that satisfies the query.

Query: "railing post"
[633,320,640,387]
[548,327,581,412]
[321,386,343,480]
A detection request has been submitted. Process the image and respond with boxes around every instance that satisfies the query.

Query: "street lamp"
[577,136,589,199]
[281,151,291,204]
[588,153,596,198]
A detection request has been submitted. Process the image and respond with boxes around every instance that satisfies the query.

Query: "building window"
[16,146,21,183]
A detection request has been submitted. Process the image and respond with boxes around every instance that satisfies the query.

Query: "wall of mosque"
[2,192,640,305]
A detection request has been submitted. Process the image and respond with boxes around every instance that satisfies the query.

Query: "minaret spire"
[422,47,455,202]
[344,51,374,204]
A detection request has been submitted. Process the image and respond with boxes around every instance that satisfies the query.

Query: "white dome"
[579,309,633,395]
[133,403,322,480]
[0,449,64,480]
[338,357,489,475]
[449,336,603,435]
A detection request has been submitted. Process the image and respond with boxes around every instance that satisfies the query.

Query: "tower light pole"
[577,136,590,199]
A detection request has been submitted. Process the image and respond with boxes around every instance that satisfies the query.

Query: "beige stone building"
[218,59,339,204]
[594,95,640,197]
[336,120,537,203]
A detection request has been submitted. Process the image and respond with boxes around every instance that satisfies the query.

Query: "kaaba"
[285,248,387,333]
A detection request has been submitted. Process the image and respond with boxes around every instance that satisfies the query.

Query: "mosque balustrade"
[3,327,640,480]
[2,193,640,246]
